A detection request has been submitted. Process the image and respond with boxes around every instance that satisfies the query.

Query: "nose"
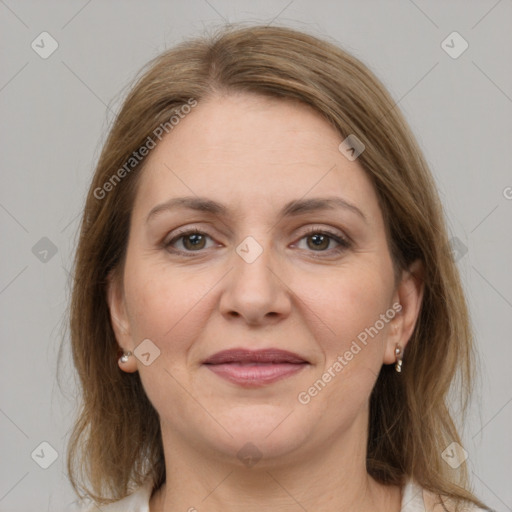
[218,238,292,326]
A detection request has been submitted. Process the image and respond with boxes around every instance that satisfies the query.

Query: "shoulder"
[401,479,491,512]
[65,479,154,512]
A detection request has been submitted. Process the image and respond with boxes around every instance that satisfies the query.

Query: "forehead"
[132,93,381,223]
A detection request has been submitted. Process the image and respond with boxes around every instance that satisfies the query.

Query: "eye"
[165,229,216,254]
[163,226,352,257]
[294,227,351,255]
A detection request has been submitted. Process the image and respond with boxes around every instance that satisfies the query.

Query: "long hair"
[66,23,487,510]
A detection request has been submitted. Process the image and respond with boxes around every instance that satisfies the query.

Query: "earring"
[395,345,403,373]
[119,351,132,364]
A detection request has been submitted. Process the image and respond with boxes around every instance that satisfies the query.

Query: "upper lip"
[203,348,308,365]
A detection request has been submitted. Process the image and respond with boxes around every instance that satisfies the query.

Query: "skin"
[108,92,424,512]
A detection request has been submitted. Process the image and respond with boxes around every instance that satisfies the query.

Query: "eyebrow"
[146,195,367,224]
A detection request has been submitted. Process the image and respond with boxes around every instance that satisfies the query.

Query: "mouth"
[202,349,309,387]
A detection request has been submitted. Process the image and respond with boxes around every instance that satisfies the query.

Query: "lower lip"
[204,362,308,387]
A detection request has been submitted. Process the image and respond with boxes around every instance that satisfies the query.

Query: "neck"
[150,414,401,512]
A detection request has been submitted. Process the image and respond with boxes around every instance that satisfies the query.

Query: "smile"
[202,348,310,387]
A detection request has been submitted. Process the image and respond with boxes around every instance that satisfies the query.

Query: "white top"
[68,478,488,511]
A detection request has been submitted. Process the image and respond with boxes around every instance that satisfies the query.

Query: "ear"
[106,271,138,373]
[383,259,425,365]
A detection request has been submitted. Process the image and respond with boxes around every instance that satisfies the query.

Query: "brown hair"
[66,23,488,510]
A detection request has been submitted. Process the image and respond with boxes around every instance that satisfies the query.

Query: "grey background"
[1,1,511,511]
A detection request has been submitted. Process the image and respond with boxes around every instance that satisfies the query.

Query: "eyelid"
[163,225,218,249]
[163,225,206,243]
[296,224,351,242]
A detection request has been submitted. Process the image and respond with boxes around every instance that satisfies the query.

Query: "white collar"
[74,476,481,511]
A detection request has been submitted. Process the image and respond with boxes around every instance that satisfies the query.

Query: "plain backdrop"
[1,1,511,511]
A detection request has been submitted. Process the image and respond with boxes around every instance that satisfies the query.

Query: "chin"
[198,404,314,464]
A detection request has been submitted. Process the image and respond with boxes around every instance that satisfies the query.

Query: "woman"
[67,24,490,511]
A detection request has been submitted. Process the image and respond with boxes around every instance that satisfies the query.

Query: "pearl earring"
[119,351,132,364]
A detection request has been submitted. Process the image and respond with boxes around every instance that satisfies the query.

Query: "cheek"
[122,259,221,357]
[294,269,394,421]
[121,263,215,409]
[124,272,174,341]
[297,263,394,358]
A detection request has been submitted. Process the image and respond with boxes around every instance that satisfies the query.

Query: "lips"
[203,348,308,365]
[203,349,309,387]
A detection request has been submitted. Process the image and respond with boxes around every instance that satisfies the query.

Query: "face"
[108,92,422,466]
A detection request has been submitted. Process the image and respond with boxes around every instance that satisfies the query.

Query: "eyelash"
[163,226,352,258]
